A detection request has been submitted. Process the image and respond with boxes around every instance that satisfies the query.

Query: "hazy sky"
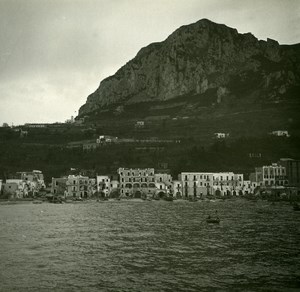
[0,0,299,125]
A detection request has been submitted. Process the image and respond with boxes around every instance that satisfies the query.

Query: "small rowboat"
[206,218,220,224]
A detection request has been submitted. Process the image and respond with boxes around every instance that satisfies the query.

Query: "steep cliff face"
[78,19,300,117]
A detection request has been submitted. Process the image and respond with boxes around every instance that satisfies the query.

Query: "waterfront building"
[96,175,111,197]
[2,179,29,199]
[154,173,173,197]
[3,182,20,199]
[242,180,259,195]
[212,172,244,196]
[16,170,46,192]
[118,168,156,198]
[51,175,102,198]
[172,180,183,198]
[180,172,214,198]
[51,177,68,196]
[278,158,300,187]
[255,163,288,187]
[109,180,120,197]
[180,172,244,198]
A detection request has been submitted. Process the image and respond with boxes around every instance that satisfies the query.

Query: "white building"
[65,175,96,198]
[180,171,244,198]
[180,172,214,198]
[96,135,118,144]
[118,168,156,198]
[212,172,244,196]
[154,173,172,196]
[214,133,229,139]
[242,180,259,195]
[96,175,111,197]
[270,130,289,137]
[172,180,183,198]
[254,163,288,187]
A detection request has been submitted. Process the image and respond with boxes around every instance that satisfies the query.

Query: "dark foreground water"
[0,200,299,291]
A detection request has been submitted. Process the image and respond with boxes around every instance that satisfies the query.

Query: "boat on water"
[206,217,220,224]
[293,203,300,211]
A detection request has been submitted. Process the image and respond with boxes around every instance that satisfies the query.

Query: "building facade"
[96,175,111,197]
[52,175,96,198]
[118,168,156,198]
[278,158,300,187]
[180,172,244,197]
[180,172,214,198]
[255,163,288,187]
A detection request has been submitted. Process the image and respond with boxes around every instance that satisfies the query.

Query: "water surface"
[0,200,299,291]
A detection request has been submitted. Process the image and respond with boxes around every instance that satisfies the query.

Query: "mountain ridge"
[78,18,300,125]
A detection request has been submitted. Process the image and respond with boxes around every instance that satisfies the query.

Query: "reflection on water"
[0,200,299,291]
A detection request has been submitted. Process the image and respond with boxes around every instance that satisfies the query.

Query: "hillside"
[78,19,300,139]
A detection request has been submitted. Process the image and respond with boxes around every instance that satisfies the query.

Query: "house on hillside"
[270,130,290,137]
[135,121,145,129]
[214,132,229,139]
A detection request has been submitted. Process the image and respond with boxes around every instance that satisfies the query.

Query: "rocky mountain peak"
[78,19,299,118]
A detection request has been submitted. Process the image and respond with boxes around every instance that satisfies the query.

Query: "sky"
[0,0,299,126]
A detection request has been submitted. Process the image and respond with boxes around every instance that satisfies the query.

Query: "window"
[221,176,223,181]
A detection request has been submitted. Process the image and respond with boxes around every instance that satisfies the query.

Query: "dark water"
[0,200,299,291]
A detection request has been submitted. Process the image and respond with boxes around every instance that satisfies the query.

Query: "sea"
[0,199,299,291]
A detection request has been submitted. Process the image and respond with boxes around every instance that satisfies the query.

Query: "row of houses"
[50,158,299,200]
[1,158,299,200]
[0,170,46,199]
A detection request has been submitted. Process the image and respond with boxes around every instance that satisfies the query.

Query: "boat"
[206,217,220,224]
[293,203,300,211]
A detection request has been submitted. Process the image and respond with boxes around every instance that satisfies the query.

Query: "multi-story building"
[51,177,68,195]
[154,173,172,196]
[212,172,244,196]
[118,168,156,198]
[242,180,259,195]
[16,170,45,192]
[172,180,183,198]
[2,182,20,199]
[255,163,288,187]
[180,172,214,198]
[278,158,300,187]
[96,175,111,197]
[180,172,244,197]
[52,175,96,198]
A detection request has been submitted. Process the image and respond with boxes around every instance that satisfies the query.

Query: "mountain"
[78,19,300,138]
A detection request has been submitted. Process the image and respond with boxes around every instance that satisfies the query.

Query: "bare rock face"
[78,19,300,117]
